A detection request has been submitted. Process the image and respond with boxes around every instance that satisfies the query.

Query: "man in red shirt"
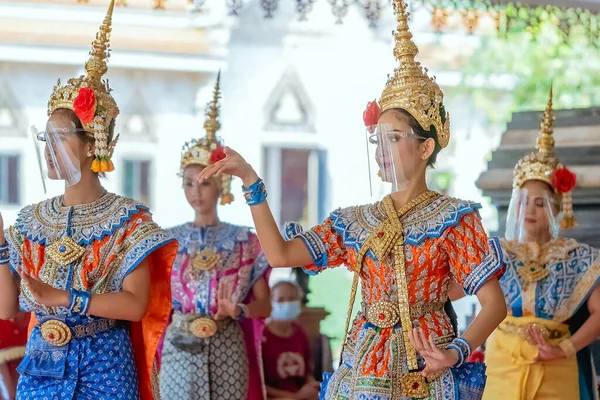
[262,281,320,400]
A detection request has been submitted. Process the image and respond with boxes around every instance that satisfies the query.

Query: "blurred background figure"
[263,281,320,400]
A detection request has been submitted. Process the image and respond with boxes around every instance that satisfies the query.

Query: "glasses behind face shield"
[367,130,427,145]
[35,127,88,142]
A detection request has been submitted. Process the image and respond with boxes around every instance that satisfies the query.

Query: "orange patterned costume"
[284,192,505,399]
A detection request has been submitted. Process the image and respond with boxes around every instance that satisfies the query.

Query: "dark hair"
[389,106,446,167]
[52,108,115,144]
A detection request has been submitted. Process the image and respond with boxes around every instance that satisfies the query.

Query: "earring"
[87,151,93,157]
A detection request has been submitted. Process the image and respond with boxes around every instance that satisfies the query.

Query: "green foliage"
[459,21,600,124]
[307,268,360,359]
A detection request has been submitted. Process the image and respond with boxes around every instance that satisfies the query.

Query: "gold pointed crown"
[513,86,577,228]
[379,0,450,148]
[180,72,234,205]
[513,86,559,189]
[47,0,119,173]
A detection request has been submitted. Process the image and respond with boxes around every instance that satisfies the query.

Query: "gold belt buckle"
[189,318,218,338]
[40,320,72,346]
[367,301,400,329]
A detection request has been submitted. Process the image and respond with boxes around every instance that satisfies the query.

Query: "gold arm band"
[0,346,25,364]
[558,338,576,359]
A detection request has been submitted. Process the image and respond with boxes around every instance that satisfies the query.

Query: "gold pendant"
[47,236,85,266]
[518,262,549,283]
[192,249,220,272]
[401,371,428,398]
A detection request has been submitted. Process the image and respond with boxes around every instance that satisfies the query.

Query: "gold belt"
[40,319,120,347]
[498,320,568,341]
[365,300,445,329]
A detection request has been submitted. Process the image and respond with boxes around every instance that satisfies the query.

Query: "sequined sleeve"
[112,210,177,285]
[442,212,505,295]
[247,233,271,285]
[283,217,349,275]
[5,226,24,276]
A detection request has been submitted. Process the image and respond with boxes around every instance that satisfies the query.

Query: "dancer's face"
[183,164,220,215]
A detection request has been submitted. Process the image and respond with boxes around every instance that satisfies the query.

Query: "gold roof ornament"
[180,72,234,205]
[47,0,119,173]
[512,86,577,229]
[378,0,450,148]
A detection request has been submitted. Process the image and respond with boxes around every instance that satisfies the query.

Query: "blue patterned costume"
[4,194,177,400]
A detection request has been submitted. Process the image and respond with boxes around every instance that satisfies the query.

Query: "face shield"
[505,187,560,243]
[365,123,427,201]
[32,122,83,193]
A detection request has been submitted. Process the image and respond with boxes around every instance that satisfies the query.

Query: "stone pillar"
[477,106,600,246]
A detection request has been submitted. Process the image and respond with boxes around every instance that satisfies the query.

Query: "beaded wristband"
[453,337,472,360]
[445,343,464,368]
[0,242,9,265]
[69,289,92,315]
[242,179,267,206]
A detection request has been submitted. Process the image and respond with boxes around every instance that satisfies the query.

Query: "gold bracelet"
[558,338,576,359]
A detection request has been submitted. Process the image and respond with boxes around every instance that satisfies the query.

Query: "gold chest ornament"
[191,248,221,272]
[46,236,85,266]
[518,262,549,283]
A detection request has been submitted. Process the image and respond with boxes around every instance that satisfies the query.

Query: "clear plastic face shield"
[365,123,426,200]
[505,187,561,243]
[32,121,83,193]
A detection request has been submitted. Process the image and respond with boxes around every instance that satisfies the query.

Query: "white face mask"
[271,300,302,321]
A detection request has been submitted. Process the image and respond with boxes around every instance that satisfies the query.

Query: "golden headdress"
[47,0,119,173]
[180,72,234,205]
[378,0,450,148]
[513,86,577,228]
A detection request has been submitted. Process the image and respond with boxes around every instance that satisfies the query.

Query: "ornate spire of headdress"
[180,72,234,205]
[204,70,221,141]
[47,0,119,173]
[378,0,450,148]
[85,0,114,84]
[512,85,577,228]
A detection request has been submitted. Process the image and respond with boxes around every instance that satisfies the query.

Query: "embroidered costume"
[3,2,178,398]
[483,89,600,400]
[276,2,505,398]
[159,74,270,400]
[285,193,505,399]
[5,194,176,400]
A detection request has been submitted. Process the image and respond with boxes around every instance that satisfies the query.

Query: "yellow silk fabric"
[483,316,579,400]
